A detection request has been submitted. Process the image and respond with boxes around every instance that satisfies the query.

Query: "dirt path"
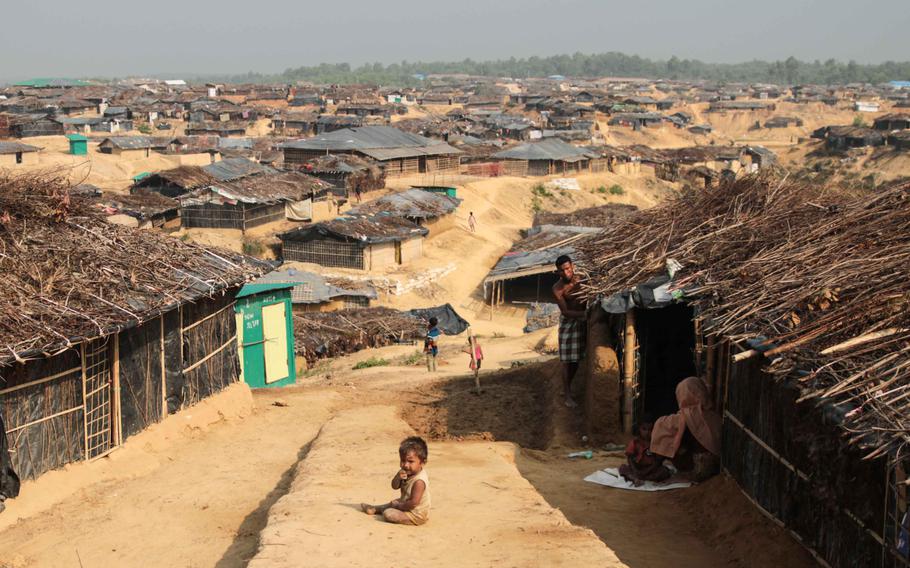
[0,385,338,568]
[248,406,620,568]
[0,349,816,568]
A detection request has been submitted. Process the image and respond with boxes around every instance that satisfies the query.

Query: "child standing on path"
[468,211,477,232]
[361,437,431,525]
[424,317,441,372]
[462,328,484,393]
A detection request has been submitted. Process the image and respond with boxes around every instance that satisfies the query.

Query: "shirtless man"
[552,255,587,407]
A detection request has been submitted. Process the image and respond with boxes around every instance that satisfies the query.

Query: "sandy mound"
[247,405,618,568]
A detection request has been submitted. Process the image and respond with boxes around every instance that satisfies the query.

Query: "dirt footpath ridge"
[248,405,621,568]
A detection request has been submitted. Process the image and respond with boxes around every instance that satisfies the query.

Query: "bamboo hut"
[576,175,910,567]
[282,126,461,178]
[279,215,428,270]
[0,173,270,486]
[178,171,329,230]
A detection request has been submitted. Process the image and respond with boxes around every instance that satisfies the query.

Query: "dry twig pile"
[0,173,269,365]
[293,307,425,365]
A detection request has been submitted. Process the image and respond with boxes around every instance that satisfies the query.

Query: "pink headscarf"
[651,377,722,458]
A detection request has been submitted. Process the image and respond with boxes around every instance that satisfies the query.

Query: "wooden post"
[160,315,167,418]
[112,333,122,446]
[706,334,717,398]
[622,309,637,434]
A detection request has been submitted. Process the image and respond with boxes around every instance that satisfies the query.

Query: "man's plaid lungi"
[558,316,586,362]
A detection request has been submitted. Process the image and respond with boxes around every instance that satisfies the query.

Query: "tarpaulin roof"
[247,269,377,304]
[203,157,276,181]
[180,171,328,206]
[484,225,600,283]
[491,138,596,161]
[347,188,461,220]
[407,303,470,335]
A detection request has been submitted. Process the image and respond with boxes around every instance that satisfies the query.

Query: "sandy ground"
[0,341,818,568]
[0,384,338,568]
[248,406,617,568]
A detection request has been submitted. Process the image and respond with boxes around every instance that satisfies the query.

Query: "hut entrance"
[634,304,697,419]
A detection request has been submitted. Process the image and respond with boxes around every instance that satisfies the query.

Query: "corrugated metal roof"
[282,126,460,157]
[98,136,174,150]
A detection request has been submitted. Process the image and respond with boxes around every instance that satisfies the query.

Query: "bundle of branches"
[578,174,848,298]
[579,173,910,456]
[0,172,269,365]
[293,307,425,366]
[700,183,910,458]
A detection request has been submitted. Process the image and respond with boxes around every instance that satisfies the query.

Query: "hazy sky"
[1,0,907,80]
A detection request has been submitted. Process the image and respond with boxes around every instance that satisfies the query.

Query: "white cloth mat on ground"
[584,468,692,492]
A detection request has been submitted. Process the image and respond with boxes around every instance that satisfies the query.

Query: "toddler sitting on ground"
[361,436,431,525]
[619,416,672,486]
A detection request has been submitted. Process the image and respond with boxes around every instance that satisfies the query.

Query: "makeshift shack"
[0,142,40,167]
[491,139,596,176]
[346,188,461,237]
[576,175,910,568]
[279,215,428,270]
[179,171,328,230]
[282,125,461,177]
[483,225,600,315]
[302,154,386,202]
[0,173,269,484]
[293,304,467,366]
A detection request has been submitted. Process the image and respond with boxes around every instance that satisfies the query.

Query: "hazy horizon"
[1,0,908,81]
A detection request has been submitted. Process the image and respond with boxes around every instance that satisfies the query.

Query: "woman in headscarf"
[651,377,722,482]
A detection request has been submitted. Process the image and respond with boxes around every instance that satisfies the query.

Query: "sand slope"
[248,405,620,568]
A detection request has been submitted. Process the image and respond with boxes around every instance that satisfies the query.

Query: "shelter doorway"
[634,304,696,419]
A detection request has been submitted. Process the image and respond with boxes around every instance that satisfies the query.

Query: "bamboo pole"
[160,315,167,418]
[81,342,89,459]
[622,309,637,434]
[706,334,716,399]
[112,333,121,446]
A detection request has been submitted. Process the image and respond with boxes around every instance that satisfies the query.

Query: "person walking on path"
[552,254,587,407]
[468,211,477,233]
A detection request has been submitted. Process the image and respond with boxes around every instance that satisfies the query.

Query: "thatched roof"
[0,173,271,366]
[578,175,910,456]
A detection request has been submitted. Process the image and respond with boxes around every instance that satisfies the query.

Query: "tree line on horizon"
[203,52,910,87]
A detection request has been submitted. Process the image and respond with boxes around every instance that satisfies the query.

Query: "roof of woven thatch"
[0,173,272,366]
[579,174,910,455]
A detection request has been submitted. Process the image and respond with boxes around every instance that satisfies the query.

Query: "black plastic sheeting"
[163,309,185,414]
[407,304,469,335]
[599,274,702,314]
[0,411,20,499]
[723,357,887,567]
[118,318,164,440]
[0,349,84,481]
[180,294,240,406]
